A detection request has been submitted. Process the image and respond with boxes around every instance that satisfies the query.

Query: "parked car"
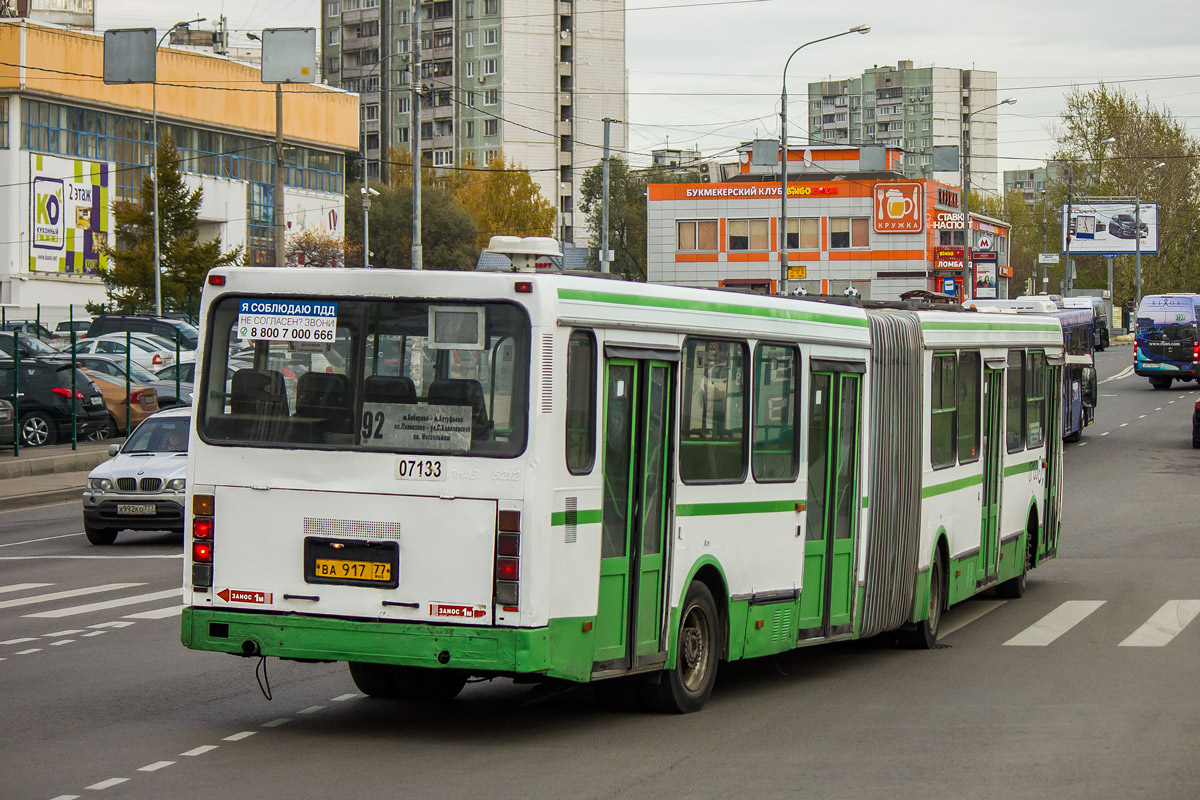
[53,354,192,407]
[51,318,92,343]
[85,315,199,350]
[0,358,108,446]
[1107,213,1149,239]
[80,370,160,439]
[1193,398,1200,449]
[0,332,63,359]
[0,398,12,446]
[1,320,55,341]
[157,360,241,386]
[68,332,185,370]
[82,406,190,544]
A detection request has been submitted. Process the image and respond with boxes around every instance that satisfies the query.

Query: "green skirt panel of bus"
[181,608,598,682]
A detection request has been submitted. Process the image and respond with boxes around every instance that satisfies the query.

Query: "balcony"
[557,60,572,78]
[557,118,572,136]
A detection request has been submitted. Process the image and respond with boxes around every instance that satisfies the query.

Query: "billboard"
[872,181,923,233]
[1062,201,1158,256]
[28,153,112,275]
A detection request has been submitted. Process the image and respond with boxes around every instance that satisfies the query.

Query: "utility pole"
[600,118,613,273]
[1063,165,1073,295]
[411,8,423,270]
[1041,191,1047,292]
[274,82,285,267]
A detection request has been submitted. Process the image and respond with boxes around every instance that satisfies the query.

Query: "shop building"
[0,20,358,317]
[647,144,1011,301]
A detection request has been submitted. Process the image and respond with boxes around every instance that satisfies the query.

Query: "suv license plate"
[117,504,155,515]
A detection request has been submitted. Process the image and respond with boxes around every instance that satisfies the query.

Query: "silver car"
[82,406,190,545]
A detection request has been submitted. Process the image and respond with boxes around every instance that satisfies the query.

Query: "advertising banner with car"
[1061,201,1158,255]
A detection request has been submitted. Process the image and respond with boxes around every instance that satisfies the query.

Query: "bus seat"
[230,368,289,417]
[295,371,353,434]
[427,378,492,439]
[363,374,417,405]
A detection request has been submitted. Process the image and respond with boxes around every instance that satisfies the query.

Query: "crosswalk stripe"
[1003,600,1106,646]
[122,605,184,620]
[0,583,143,610]
[22,589,181,619]
[1119,600,1200,647]
[0,582,53,594]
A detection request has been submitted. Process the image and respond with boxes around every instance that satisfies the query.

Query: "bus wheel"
[392,667,468,701]
[904,551,945,650]
[348,662,400,698]
[640,581,719,714]
[1150,377,1171,390]
[996,529,1034,599]
[1064,428,1082,444]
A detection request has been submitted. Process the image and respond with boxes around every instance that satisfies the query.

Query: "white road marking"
[0,583,143,610]
[16,648,42,655]
[49,639,75,646]
[85,778,128,790]
[298,705,326,714]
[47,795,79,800]
[1120,422,1129,428]
[261,718,292,728]
[82,630,107,638]
[180,745,218,757]
[1101,431,1111,436]
[1078,442,1088,447]
[0,533,81,547]
[223,731,256,742]
[1156,407,1163,411]
[1004,600,1106,646]
[43,629,84,637]
[0,582,53,593]
[1101,365,1134,382]
[23,589,181,618]
[138,761,175,772]
[331,693,360,702]
[1138,414,1147,419]
[88,621,135,629]
[122,606,183,620]
[1119,600,1200,647]
[941,600,1007,637]
[1,637,39,645]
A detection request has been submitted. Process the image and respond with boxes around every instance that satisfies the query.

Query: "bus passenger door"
[980,368,1004,584]
[797,370,862,640]
[1043,365,1064,556]
[594,358,674,672]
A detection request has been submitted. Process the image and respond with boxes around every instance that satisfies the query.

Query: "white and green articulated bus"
[181,267,1066,713]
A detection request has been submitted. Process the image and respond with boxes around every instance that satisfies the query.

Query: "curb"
[0,448,112,480]
[6,486,83,511]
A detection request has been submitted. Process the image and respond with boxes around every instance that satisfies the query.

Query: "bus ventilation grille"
[564,497,578,544]
[540,334,555,414]
[303,517,402,541]
[771,607,793,643]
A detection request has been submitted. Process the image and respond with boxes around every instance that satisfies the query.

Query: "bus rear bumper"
[180,607,594,682]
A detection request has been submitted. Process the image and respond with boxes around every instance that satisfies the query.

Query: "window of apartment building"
[485,0,498,13]
[921,86,932,97]
[829,218,869,249]
[865,108,874,120]
[728,219,770,251]
[465,121,474,138]
[432,60,453,78]
[484,28,498,45]
[435,30,453,48]
[435,119,453,136]
[922,119,931,131]
[433,1,453,19]
[327,28,339,45]
[396,127,409,143]
[365,133,379,150]
[484,118,498,136]
[398,10,408,23]
[362,49,378,64]
[465,61,474,78]
[396,96,409,114]
[361,20,378,36]
[465,31,474,47]
[907,121,916,132]
[921,104,931,113]
[420,121,433,139]
[326,1,339,15]
[810,101,822,112]
[677,220,718,252]
[485,149,498,163]
[835,113,847,122]
[485,89,498,105]
[433,149,454,166]
[483,58,498,75]
[435,90,452,107]
[785,219,819,250]
[465,1,474,16]
[466,91,476,107]
[865,124,875,136]
[326,57,339,73]
[361,104,378,121]
[561,195,573,213]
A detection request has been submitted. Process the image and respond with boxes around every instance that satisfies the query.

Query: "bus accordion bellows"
[181,268,1066,713]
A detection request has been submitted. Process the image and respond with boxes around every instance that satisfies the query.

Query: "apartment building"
[322,0,627,244]
[807,61,1001,194]
[1003,164,1068,204]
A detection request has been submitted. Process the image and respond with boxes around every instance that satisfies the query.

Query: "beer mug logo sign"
[873,182,923,233]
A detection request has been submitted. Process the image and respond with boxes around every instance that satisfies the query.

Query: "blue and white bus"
[1134,294,1200,390]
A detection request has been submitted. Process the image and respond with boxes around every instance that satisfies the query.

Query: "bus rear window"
[197,297,530,457]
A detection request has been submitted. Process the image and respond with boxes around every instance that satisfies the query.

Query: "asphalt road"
[2,344,1198,800]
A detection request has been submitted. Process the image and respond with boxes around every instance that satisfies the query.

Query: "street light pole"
[152,17,204,316]
[779,24,869,296]
[358,49,408,269]
[1134,161,1166,308]
[959,96,1016,303]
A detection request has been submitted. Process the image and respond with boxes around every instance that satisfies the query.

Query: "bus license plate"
[117,504,155,515]
[313,558,392,582]
[304,537,399,589]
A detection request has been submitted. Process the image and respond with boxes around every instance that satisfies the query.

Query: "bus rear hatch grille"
[303,517,402,541]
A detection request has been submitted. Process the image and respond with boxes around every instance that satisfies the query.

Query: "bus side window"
[930,353,956,469]
[565,330,596,474]
[752,343,800,482]
[1006,350,1025,453]
[1026,352,1046,448]
[957,351,980,463]
[680,338,748,484]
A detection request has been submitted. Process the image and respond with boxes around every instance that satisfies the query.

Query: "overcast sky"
[95,0,1200,172]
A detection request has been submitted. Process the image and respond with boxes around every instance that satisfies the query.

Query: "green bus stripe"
[550,509,603,527]
[922,473,984,498]
[557,288,869,329]
[677,499,801,517]
[922,321,1060,333]
[1003,459,1040,477]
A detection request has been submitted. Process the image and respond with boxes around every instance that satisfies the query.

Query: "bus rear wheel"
[903,550,944,649]
[1150,377,1172,390]
[996,528,1034,599]
[639,581,719,714]
[348,662,401,698]
[392,667,467,701]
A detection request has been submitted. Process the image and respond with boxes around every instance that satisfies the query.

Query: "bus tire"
[640,581,719,714]
[904,550,945,650]
[348,661,400,698]
[1150,377,1171,390]
[996,526,1034,599]
[392,667,468,701]
[1064,428,1082,444]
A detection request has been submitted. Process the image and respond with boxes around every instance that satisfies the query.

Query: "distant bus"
[973,298,1097,442]
[1134,294,1200,390]
[1062,296,1110,351]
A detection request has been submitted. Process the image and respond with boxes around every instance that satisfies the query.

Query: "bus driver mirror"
[1081,367,1098,408]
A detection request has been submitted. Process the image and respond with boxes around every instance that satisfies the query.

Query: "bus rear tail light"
[192,494,215,589]
[494,510,521,610]
[1193,342,1198,363]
